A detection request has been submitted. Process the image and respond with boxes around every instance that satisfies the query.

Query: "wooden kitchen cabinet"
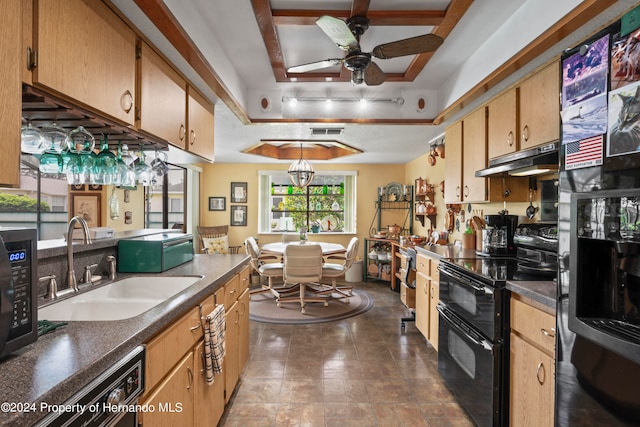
[519,61,560,150]
[224,299,240,404]
[34,0,136,125]
[444,121,463,204]
[462,107,488,203]
[509,295,556,427]
[487,89,518,159]
[139,351,195,426]
[0,0,22,187]
[414,252,439,350]
[138,41,187,149]
[194,341,225,427]
[187,87,215,161]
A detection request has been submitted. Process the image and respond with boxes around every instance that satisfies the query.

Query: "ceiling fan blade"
[287,58,343,73]
[372,34,444,59]
[316,15,359,50]
[364,62,386,86]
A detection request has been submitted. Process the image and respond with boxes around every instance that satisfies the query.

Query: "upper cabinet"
[487,89,517,159]
[33,0,136,125]
[488,62,560,159]
[445,107,488,204]
[187,88,215,161]
[0,0,22,187]
[519,61,560,150]
[138,41,187,150]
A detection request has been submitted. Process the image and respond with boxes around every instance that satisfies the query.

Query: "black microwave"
[0,228,38,359]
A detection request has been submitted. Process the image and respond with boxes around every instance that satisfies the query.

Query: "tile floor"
[219,281,474,426]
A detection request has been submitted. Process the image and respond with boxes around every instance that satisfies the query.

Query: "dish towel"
[203,304,226,384]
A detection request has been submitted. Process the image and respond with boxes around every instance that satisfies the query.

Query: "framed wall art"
[208,196,226,211]
[230,205,247,226]
[70,193,101,228]
[230,182,247,203]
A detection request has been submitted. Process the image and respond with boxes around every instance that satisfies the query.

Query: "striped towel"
[203,304,226,383]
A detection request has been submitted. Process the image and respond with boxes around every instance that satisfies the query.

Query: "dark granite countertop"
[506,280,556,309]
[0,254,249,427]
[414,244,478,260]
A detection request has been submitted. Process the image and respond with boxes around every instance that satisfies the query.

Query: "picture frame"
[230,182,247,203]
[208,196,226,211]
[71,184,85,191]
[88,184,103,191]
[230,205,247,226]
[70,193,101,228]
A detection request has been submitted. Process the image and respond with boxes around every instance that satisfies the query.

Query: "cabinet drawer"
[511,297,555,355]
[416,253,430,275]
[145,305,202,391]
[400,282,416,309]
[238,265,250,295]
[224,273,240,309]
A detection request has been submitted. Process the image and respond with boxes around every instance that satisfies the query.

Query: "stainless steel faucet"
[66,216,92,292]
[106,255,117,280]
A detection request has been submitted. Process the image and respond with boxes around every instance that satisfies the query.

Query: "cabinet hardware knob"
[190,323,201,332]
[179,124,186,141]
[540,328,555,338]
[190,130,196,145]
[507,131,514,146]
[536,362,545,385]
[456,186,460,198]
[522,125,530,142]
[120,90,133,113]
[463,185,469,197]
[187,367,194,390]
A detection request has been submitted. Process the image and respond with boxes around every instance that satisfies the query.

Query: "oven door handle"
[437,304,493,351]
[438,266,493,296]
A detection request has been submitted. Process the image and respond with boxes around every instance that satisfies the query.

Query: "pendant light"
[288,144,314,188]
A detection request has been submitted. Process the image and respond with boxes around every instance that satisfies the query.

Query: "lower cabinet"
[509,295,556,427]
[139,263,250,426]
[415,252,439,350]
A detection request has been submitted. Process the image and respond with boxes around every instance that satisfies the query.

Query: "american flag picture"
[565,135,603,170]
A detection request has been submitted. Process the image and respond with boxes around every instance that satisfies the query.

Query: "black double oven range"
[436,222,557,427]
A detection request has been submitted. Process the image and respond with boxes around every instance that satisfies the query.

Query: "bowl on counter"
[409,235,426,245]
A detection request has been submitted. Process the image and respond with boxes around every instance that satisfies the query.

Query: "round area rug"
[249,288,373,324]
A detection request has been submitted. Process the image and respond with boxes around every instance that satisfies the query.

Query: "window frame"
[258,170,356,234]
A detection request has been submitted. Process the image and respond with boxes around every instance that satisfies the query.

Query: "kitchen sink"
[38,276,203,321]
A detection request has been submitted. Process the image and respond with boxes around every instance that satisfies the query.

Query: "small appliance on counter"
[118,233,194,273]
[0,228,38,359]
[67,226,115,241]
[480,214,518,256]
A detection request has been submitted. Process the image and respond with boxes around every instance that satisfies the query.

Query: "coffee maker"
[481,214,518,256]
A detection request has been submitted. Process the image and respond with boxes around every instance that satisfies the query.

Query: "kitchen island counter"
[0,254,248,427]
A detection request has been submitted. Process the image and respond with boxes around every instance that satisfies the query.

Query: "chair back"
[283,244,323,285]
[244,236,260,269]
[344,237,360,269]
[281,233,299,243]
[198,225,234,254]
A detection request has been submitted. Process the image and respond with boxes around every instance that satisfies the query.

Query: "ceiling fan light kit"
[286,14,444,86]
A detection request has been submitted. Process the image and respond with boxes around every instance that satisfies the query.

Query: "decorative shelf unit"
[414,177,437,229]
[364,237,394,283]
[372,185,413,236]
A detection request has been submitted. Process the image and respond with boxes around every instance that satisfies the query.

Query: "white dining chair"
[320,237,359,302]
[245,237,294,299]
[277,243,327,314]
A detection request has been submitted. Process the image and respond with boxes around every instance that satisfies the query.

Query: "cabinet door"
[194,341,225,427]
[519,62,560,150]
[415,271,430,338]
[444,121,463,203]
[138,41,187,149]
[488,89,517,159]
[429,280,439,351]
[462,107,488,202]
[140,351,194,426]
[238,288,250,372]
[509,333,555,427]
[187,87,215,161]
[35,0,136,125]
[224,300,240,404]
[0,0,22,187]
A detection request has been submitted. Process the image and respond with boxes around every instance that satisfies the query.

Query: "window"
[145,166,186,229]
[258,171,356,233]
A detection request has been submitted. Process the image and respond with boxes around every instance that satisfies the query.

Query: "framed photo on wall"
[230,182,247,203]
[230,205,247,226]
[70,193,101,228]
[208,196,226,211]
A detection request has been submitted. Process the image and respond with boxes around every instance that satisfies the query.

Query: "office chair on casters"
[277,244,327,314]
[400,247,417,330]
[245,236,293,299]
[320,237,359,302]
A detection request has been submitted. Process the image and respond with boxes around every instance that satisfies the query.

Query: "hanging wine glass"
[94,135,117,185]
[134,149,153,186]
[38,123,68,174]
[120,143,137,166]
[150,150,169,184]
[21,121,45,154]
[114,142,135,187]
[67,126,97,184]
[66,151,83,185]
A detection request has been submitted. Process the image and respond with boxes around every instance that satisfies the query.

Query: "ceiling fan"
[286,15,444,86]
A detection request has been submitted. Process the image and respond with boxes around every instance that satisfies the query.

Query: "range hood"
[475,141,559,177]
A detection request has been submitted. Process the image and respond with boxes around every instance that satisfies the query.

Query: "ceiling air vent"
[311,127,344,136]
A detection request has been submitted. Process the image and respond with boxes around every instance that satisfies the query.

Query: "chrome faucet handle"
[106,255,117,280]
[82,263,98,284]
[40,275,58,301]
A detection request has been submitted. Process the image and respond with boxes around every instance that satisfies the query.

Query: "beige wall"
[104,186,145,230]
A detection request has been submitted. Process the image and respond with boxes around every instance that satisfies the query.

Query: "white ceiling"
[110,0,618,164]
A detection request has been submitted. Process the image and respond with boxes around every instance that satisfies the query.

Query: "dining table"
[261,241,346,256]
